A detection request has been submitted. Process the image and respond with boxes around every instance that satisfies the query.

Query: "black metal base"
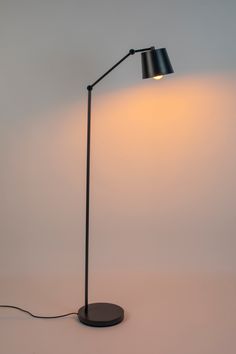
[78,303,124,327]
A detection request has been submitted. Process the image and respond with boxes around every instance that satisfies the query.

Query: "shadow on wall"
[1,73,236,275]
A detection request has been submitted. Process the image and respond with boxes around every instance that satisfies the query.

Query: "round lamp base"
[78,303,124,327]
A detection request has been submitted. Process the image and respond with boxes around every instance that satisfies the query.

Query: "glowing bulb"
[153,75,163,80]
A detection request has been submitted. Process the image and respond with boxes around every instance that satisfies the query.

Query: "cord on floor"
[0,305,78,319]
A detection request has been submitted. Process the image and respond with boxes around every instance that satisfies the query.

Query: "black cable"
[0,305,77,319]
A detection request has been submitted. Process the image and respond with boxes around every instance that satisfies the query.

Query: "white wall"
[0,0,236,277]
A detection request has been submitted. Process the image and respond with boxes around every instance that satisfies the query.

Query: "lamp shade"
[141,48,174,79]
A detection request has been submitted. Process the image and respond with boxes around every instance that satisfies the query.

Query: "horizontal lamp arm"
[133,46,155,53]
[87,46,154,90]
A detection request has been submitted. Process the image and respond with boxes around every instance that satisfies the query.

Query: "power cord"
[0,305,77,319]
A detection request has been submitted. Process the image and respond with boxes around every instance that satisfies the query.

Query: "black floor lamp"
[78,46,174,327]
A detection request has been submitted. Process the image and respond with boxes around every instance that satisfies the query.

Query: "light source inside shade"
[141,48,174,79]
[153,75,163,80]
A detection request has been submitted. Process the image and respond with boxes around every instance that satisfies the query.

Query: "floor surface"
[0,272,235,354]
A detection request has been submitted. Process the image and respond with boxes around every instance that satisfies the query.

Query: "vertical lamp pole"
[85,86,92,313]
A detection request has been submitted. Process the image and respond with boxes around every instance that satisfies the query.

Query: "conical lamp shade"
[141,48,174,79]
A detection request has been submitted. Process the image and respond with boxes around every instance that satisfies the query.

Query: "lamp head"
[141,47,174,79]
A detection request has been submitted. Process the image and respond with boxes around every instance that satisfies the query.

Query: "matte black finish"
[78,303,124,327]
[90,52,131,88]
[83,46,174,327]
[90,46,153,89]
[141,48,174,79]
[84,47,157,320]
[84,87,92,312]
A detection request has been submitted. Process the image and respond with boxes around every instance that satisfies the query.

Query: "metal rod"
[90,47,154,88]
[134,46,154,53]
[91,52,131,88]
[85,88,92,312]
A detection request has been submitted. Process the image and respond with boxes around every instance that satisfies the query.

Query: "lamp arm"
[87,46,154,90]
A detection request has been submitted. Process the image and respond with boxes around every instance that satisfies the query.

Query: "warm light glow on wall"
[85,74,236,269]
[2,74,236,273]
